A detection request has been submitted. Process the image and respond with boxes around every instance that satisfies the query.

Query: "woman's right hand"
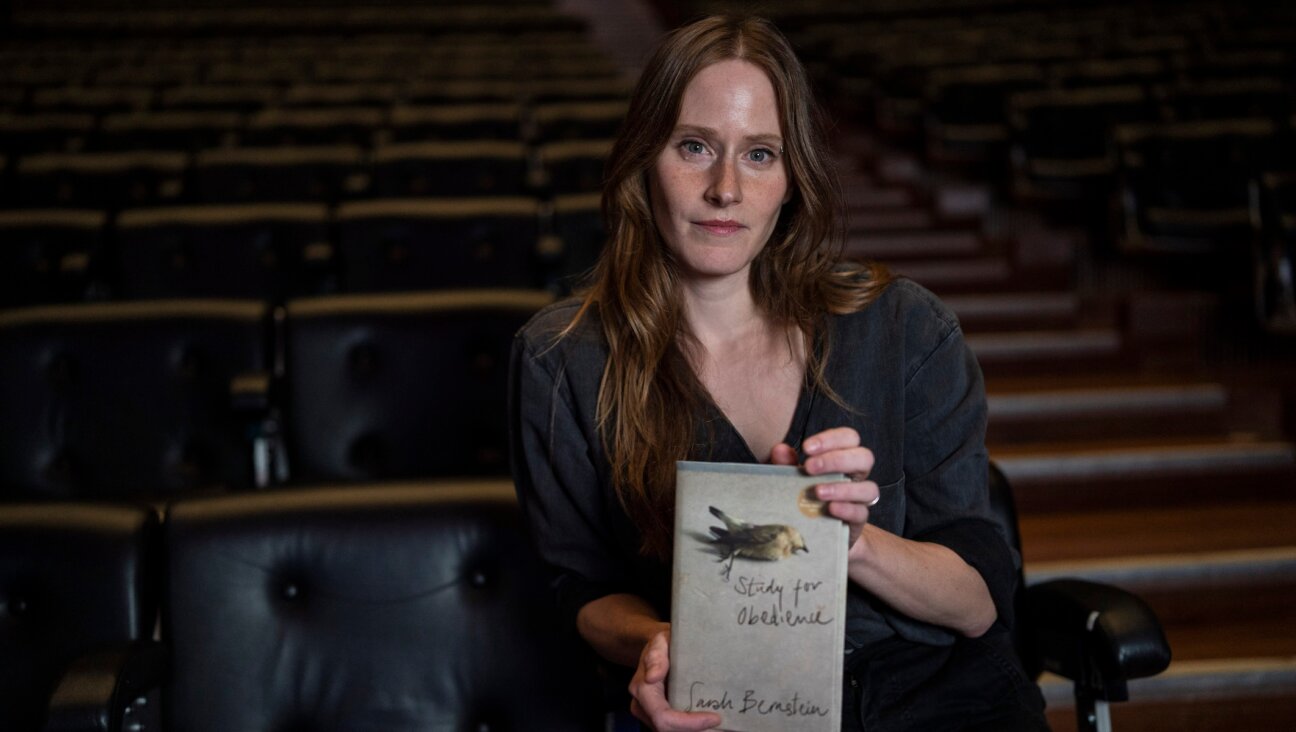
[628,628,723,732]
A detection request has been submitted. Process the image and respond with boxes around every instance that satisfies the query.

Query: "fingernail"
[817,484,834,499]
[806,439,820,452]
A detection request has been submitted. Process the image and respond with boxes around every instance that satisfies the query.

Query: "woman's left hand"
[770,427,879,548]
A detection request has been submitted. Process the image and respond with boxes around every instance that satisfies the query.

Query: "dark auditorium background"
[1,0,1294,730]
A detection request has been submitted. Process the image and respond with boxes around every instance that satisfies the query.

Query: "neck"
[679,272,766,348]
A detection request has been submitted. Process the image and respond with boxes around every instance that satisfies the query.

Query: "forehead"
[675,59,782,133]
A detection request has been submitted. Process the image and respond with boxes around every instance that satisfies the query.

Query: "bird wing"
[708,506,748,531]
[734,523,788,546]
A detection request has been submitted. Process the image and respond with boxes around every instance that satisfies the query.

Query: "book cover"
[668,460,849,731]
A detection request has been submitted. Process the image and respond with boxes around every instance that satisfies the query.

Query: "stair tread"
[1027,545,1296,586]
[988,382,1228,420]
[1020,503,1296,563]
[968,328,1124,361]
[944,291,1081,319]
[1041,656,1296,707]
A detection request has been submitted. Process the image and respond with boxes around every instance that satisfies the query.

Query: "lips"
[694,219,745,235]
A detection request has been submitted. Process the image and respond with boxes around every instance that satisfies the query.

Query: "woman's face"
[649,59,790,284]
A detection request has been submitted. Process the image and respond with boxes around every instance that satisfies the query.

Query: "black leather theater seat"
[0,209,106,308]
[334,197,543,291]
[0,502,160,732]
[115,203,331,300]
[283,289,552,483]
[0,300,270,500]
[161,481,603,731]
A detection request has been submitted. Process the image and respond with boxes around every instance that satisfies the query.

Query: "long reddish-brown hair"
[566,15,890,559]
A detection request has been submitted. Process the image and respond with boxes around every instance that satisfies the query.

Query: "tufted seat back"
[284,290,552,483]
[0,210,106,308]
[115,204,331,301]
[334,198,543,292]
[162,481,603,732]
[0,300,270,500]
[0,502,159,731]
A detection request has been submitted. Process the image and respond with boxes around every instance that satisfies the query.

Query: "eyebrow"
[673,124,784,147]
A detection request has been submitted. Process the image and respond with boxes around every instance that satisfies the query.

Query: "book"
[668,460,849,731]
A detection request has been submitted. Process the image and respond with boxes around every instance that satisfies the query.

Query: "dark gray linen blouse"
[507,278,1018,653]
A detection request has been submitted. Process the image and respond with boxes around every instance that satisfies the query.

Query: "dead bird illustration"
[707,505,807,581]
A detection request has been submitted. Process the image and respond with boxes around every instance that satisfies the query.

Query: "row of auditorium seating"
[0,472,1172,732]
[1,27,616,88]
[2,137,614,206]
[0,290,552,501]
[15,3,585,36]
[0,81,632,118]
[1,6,618,730]
[0,195,603,305]
[0,482,606,732]
[1,42,618,89]
[1,101,629,153]
[779,2,1296,254]
[765,0,1296,338]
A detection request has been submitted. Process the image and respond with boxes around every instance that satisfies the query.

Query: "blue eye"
[681,140,706,155]
[749,148,777,164]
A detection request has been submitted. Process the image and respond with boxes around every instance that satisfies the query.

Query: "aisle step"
[944,292,1081,331]
[887,256,1014,292]
[987,383,1229,443]
[847,207,937,232]
[846,229,982,259]
[1027,546,1296,590]
[1019,502,1296,563]
[969,329,1128,375]
[1031,549,1296,669]
[1042,657,1296,732]
[994,439,1296,511]
[843,184,915,210]
[1037,553,1296,727]
[934,183,993,220]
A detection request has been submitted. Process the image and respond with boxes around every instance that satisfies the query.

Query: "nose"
[704,155,742,207]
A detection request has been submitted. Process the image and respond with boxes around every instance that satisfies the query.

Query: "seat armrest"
[230,370,271,414]
[44,640,167,732]
[1026,578,1171,701]
[230,370,289,486]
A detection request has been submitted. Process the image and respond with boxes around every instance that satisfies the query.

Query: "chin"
[677,258,755,281]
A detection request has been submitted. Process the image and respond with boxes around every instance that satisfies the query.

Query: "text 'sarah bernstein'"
[669,461,849,732]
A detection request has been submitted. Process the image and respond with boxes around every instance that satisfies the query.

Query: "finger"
[642,633,670,684]
[826,499,870,526]
[653,710,724,731]
[816,479,879,502]
[769,442,799,465]
[804,446,875,477]
[632,679,721,731]
[801,427,860,455]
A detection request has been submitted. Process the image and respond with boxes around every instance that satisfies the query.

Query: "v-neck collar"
[701,372,818,464]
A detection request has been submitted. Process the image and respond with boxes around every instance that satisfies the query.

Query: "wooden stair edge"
[995,440,1296,481]
[1040,656,1296,707]
[1025,546,1296,588]
[987,382,1228,419]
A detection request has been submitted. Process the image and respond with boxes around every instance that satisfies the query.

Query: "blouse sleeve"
[508,330,636,631]
[901,319,1020,633]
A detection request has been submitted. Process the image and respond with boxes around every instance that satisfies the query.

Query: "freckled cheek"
[664,172,704,226]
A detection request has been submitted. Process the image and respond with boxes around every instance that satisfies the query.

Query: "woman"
[509,15,1048,732]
